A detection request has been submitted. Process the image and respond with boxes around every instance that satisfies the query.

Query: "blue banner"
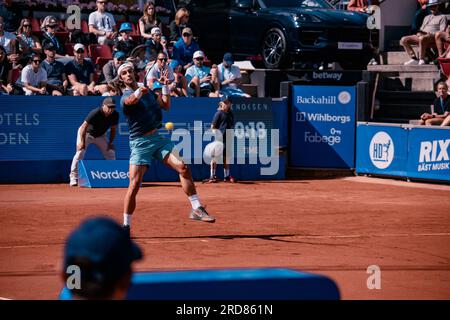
[0,96,286,182]
[356,123,408,177]
[290,85,356,168]
[78,160,130,188]
[407,127,450,181]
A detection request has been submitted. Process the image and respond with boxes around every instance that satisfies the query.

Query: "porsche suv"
[182,0,373,69]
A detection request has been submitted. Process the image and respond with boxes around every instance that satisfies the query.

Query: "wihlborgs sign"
[291,85,356,168]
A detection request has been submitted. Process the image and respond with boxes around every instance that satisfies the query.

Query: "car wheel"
[262,28,287,69]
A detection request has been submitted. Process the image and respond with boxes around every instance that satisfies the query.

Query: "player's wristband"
[134,88,143,99]
[162,85,170,96]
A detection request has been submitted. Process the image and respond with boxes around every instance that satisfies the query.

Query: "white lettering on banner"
[91,170,130,180]
[419,140,450,163]
[232,103,268,112]
[304,130,342,146]
[297,112,351,124]
[0,113,40,126]
[312,72,343,81]
[297,95,336,105]
[0,132,29,145]
[418,139,450,172]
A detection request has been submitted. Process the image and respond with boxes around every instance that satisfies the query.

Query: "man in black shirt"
[69,97,119,186]
[419,81,450,126]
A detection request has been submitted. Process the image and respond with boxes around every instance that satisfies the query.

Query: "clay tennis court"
[0,176,449,300]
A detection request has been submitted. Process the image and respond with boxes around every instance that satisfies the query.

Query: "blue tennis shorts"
[129,132,175,166]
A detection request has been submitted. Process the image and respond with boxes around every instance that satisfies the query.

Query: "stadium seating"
[81,20,89,33]
[438,58,450,78]
[88,44,113,69]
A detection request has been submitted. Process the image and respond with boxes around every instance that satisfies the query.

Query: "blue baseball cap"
[223,52,234,65]
[119,22,133,33]
[64,217,142,280]
[220,94,232,103]
[169,60,180,70]
[114,51,126,59]
[153,81,162,90]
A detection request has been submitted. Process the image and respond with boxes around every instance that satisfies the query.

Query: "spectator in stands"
[16,18,42,60]
[0,45,13,94]
[65,43,101,96]
[172,27,199,72]
[170,59,187,97]
[169,7,190,43]
[146,51,174,90]
[101,50,125,84]
[0,15,19,64]
[217,52,251,98]
[419,81,450,125]
[62,216,142,299]
[347,0,380,12]
[41,16,66,59]
[139,1,163,41]
[144,27,168,63]
[41,43,68,96]
[185,50,219,97]
[435,25,450,57]
[0,0,22,33]
[69,97,119,186]
[21,53,48,95]
[114,23,137,58]
[413,1,431,34]
[89,0,117,45]
[401,0,447,65]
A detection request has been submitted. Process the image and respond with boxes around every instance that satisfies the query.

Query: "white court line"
[341,176,450,191]
[1,233,450,249]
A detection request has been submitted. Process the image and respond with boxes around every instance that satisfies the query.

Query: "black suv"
[181,0,373,69]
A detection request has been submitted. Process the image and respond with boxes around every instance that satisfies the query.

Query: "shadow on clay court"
[133,233,348,246]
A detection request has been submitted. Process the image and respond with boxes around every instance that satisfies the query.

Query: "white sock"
[123,213,132,226]
[210,167,216,178]
[224,169,230,178]
[188,194,202,210]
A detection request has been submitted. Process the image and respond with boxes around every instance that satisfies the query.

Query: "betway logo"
[313,72,343,81]
[419,139,450,163]
[297,95,336,105]
[91,170,130,180]
[296,112,350,124]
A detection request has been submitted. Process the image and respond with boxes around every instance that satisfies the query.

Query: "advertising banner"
[406,127,450,182]
[356,123,408,177]
[291,85,356,168]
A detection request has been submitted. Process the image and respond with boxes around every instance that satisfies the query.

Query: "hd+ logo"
[369,131,394,169]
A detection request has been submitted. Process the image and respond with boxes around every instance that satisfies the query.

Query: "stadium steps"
[373,91,436,123]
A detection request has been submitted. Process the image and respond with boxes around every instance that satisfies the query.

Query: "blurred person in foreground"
[62,216,142,300]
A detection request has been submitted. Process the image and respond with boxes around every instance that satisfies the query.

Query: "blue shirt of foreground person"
[62,217,142,300]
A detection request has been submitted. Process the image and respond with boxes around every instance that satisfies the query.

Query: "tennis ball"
[165,122,174,130]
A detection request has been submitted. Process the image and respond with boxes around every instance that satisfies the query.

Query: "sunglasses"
[158,58,168,62]
[194,57,204,61]
[182,33,191,37]
[23,24,31,27]
[47,24,58,28]
[32,60,41,63]
[76,49,85,53]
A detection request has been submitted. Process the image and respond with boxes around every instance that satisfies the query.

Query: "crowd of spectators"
[0,0,250,98]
